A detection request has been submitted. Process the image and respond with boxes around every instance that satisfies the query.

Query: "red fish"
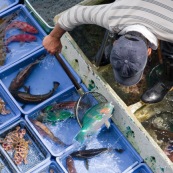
[5,21,38,34]
[5,34,37,46]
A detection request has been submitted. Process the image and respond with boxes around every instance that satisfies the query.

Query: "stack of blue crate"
[0,3,153,173]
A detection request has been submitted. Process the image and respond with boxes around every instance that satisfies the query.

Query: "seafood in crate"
[0,119,50,173]
[0,126,30,165]
[0,5,46,69]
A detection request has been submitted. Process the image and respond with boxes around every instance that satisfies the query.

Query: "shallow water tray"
[0,47,75,115]
[24,0,107,33]
[56,122,143,173]
[0,118,51,173]
[0,81,21,130]
[0,0,19,14]
[0,4,46,71]
[129,163,153,173]
[25,83,89,157]
[31,159,66,173]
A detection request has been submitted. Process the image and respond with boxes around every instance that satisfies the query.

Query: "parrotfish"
[5,21,38,34]
[66,155,77,173]
[5,34,37,46]
[44,110,74,124]
[38,101,77,123]
[74,102,114,144]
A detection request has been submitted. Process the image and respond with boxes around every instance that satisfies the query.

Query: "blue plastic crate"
[0,4,46,71]
[0,80,21,130]
[0,148,19,173]
[128,163,153,173]
[56,122,143,173]
[25,83,89,157]
[0,0,19,14]
[0,47,75,115]
[31,159,66,173]
[0,118,51,173]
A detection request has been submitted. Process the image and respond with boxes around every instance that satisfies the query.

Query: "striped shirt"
[58,0,173,49]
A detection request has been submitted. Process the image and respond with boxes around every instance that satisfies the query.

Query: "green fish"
[45,110,74,124]
[74,102,114,144]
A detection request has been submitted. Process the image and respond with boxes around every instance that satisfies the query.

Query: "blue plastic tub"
[0,47,75,115]
[31,159,66,173]
[56,122,143,173]
[0,0,19,14]
[0,80,21,130]
[0,4,46,71]
[0,118,51,173]
[25,83,89,157]
[128,163,153,173]
[0,148,19,173]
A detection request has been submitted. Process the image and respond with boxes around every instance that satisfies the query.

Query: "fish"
[70,147,124,159]
[9,58,41,92]
[43,101,77,112]
[66,155,77,173]
[30,119,67,146]
[5,34,37,47]
[74,102,114,144]
[44,110,74,124]
[10,81,60,104]
[5,21,38,34]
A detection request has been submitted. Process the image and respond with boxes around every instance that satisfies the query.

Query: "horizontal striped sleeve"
[107,0,173,42]
[58,4,113,31]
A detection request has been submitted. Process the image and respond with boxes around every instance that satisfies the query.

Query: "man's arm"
[43,3,113,54]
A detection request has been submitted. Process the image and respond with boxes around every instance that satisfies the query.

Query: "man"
[43,0,173,103]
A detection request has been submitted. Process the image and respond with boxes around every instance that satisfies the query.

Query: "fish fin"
[105,120,110,129]
[21,104,26,109]
[84,159,89,170]
[53,81,60,91]
[23,86,30,93]
[115,148,124,153]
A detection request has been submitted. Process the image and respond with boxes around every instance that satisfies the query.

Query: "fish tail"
[52,136,67,146]
[53,81,60,91]
[74,131,86,144]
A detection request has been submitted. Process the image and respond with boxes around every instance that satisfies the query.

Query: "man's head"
[110,32,151,86]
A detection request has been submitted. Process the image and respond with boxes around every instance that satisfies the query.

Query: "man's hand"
[42,23,66,55]
[43,35,62,55]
